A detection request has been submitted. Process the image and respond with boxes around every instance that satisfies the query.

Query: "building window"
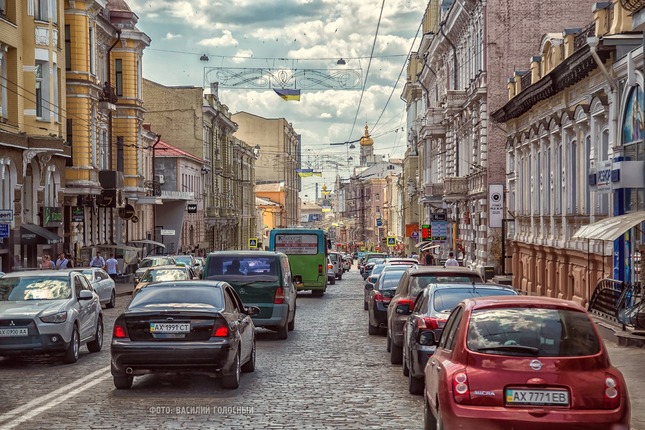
[65,25,71,71]
[35,62,44,118]
[116,136,124,172]
[555,143,562,215]
[66,118,72,146]
[568,139,577,215]
[598,129,610,215]
[89,26,95,75]
[101,129,108,170]
[584,135,591,214]
[0,50,6,120]
[35,0,48,21]
[115,59,123,96]
[536,151,541,215]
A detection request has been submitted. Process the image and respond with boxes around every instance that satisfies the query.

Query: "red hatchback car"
[423,296,630,430]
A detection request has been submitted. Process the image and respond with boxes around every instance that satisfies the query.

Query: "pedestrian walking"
[444,252,459,267]
[424,252,433,266]
[55,252,70,270]
[40,255,55,270]
[90,251,106,269]
[105,254,119,281]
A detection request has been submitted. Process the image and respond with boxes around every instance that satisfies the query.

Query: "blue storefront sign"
[0,224,9,238]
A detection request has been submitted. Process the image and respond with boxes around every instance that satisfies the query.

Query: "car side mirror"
[417,330,437,346]
[365,284,374,291]
[396,304,412,315]
[78,290,94,300]
[245,306,261,316]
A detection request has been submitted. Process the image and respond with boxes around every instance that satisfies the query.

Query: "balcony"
[160,190,194,200]
[443,176,468,201]
[420,182,444,204]
[99,83,118,111]
[420,108,446,138]
[444,90,468,113]
[467,169,487,197]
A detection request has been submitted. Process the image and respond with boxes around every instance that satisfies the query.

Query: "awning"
[414,241,432,248]
[20,223,63,245]
[421,243,441,251]
[572,212,645,241]
[129,239,166,249]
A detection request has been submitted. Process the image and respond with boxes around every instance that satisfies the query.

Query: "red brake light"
[318,264,323,274]
[417,317,442,329]
[398,298,415,308]
[274,287,285,304]
[212,323,229,337]
[452,371,471,404]
[113,323,128,339]
[374,292,384,302]
[603,374,621,409]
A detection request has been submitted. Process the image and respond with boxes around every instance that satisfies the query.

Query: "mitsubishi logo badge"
[9,321,15,326]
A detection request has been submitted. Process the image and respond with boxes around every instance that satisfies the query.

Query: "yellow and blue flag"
[274,88,301,101]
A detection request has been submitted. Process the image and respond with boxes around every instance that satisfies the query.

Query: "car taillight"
[417,317,443,329]
[374,292,384,302]
[453,371,471,404]
[212,322,229,337]
[274,287,285,304]
[328,264,334,270]
[398,298,415,308]
[603,374,620,409]
[318,264,323,275]
[113,321,129,339]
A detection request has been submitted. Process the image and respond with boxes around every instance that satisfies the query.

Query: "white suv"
[327,251,343,281]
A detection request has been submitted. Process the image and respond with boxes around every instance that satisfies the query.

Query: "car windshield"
[139,259,157,268]
[0,277,72,301]
[432,288,517,312]
[173,256,193,265]
[378,271,406,289]
[466,307,601,357]
[409,274,480,296]
[206,256,279,281]
[142,268,190,282]
[371,264,387,276]
[79,270,95,281]
[129,286,223,309]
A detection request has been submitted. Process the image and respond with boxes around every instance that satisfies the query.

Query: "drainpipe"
[106,29,122,169]
[440,21,458,90]
[151,134,161,245]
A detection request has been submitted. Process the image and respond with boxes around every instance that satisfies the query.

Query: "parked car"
[169,254,200,275]
[341,254,352,272]
[387,266,483,364]
[202,251,297,339]
[364,260,418,299]
[133,264,197,295]
[69,268,116,308]
[328,251,343,280]
[424,296,630,429]
[362,258,386,280]
[327,256,336,285]
[402,283,518,395]
[0,270,103,363]
[133,256,176,285]
[359,252,387,275]
[364,264,412,310]
[367,269,410,335]
[111,281,259,389]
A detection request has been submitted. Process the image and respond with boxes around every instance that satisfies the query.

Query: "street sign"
[376,218,383,227]
[249,238,258,248]
[0,224,9,238]
[411,231,419,240]
[0,210,13,223]
[187,203,198,213]
[160,229,175,236]
[386,236,396,246]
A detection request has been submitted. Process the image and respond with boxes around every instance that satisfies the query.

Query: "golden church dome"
[359,124,373,146]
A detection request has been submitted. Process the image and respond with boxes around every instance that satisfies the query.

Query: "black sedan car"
[110,281,259,390]
[367,269,408,335]
[400,283,518,395]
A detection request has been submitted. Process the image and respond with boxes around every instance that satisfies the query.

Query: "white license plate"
[506,389,569,406]
[150,323,190,333]
[0,328,29,337]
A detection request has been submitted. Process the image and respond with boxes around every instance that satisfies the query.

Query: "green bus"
[268,228,328,296]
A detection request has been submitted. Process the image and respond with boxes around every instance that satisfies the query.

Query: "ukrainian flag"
[274,88,301,101]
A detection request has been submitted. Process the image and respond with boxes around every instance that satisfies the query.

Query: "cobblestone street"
[0,268,424,429]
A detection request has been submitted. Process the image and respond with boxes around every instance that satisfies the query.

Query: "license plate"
[0,328,29,337]
[505,389,569,406]
[150,322,190,333]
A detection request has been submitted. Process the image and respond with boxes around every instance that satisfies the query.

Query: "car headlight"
[40,311,68,324]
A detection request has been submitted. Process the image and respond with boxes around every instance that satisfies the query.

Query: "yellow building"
[0,0,69,270]
[64,0,150,264]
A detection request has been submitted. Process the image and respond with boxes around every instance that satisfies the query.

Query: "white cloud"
[232,49,254,64]
[198,30,238,47]
[163,32,182,40]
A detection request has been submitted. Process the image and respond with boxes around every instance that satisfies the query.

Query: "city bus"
[268,228,328,296]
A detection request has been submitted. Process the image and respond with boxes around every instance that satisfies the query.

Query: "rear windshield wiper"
[475,345,539,355]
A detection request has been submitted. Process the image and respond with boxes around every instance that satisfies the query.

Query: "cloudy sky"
[126,0,425,199]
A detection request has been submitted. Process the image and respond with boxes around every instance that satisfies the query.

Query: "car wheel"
[390,340,403,365]
[287,307,295,331]
[386,333,391,352]
[312,289,324,297]
[241,338,256,373]
[436,406,444,430]
[409,374,424,395]
[337,273,342,280]
[368,321,379,335]
[276,322,288,340]
[403,357,410,377]
[63,326,80,364]
[106,290,116,309]
[424,396,437,430]
[221,352,241,389]
[87,317,103,353]
[113,374,133,390]
[329,276,335,285]
[363,300,368,311]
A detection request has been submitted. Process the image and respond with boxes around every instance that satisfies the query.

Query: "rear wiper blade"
[476,345,539,355]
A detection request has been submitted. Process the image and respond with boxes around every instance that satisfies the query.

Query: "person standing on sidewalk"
[444,252,459,267]
[105,254,119,281]
[55,252,70,270]
[90,252,106,269]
